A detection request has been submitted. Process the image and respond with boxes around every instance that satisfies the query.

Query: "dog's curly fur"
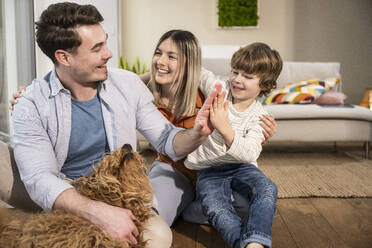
[0,144,154,248]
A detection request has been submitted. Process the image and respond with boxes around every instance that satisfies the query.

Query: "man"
[12,2,219,247]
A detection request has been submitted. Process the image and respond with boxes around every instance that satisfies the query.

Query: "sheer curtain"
[0,0,35,144]
[0,0,9,139]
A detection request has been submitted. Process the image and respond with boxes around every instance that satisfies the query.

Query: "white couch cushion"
[264,104,372,121]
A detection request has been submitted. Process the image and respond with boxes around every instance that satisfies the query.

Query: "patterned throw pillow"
[262,78,340,105]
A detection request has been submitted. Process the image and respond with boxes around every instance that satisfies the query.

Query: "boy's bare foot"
[246,242,264,248]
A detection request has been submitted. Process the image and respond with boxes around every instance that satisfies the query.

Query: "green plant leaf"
[141,63,147,74]
[119,56,149,74]
[136,57,141,73]
[118,56,124,69]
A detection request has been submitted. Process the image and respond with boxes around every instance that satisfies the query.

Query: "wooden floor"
[171,197,372,248]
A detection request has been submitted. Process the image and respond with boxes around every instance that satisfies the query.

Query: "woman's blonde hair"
[148,30,201,121]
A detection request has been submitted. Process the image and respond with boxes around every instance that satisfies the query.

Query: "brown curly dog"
[0,144,154,248]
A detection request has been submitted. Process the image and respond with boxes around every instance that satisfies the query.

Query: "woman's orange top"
[155,89,205,189]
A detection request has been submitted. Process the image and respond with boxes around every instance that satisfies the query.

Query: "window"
[0,0,35,144]
[0,0,9,140]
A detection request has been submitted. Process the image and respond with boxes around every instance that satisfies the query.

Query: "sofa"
[202,59,372,158]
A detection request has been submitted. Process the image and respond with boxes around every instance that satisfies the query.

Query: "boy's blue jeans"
[196,163,278,248]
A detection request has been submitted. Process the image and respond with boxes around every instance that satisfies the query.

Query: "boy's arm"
[226,123,264,163]
[209,91,234,147]
[210,97,265,163]
[227,102,266,163]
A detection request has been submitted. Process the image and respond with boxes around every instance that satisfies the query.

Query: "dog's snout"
[121,144,133,153]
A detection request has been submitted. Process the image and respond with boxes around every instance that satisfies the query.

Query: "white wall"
[121,0,295,62]
[34,0,121,78]
[121,0,372,104]
[292,0,372,105]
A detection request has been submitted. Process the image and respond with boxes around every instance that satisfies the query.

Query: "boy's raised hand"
[209,88,235,148]
[209,91,228,133]
[194,83,222,136]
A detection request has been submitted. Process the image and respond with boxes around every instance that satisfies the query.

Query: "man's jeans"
[196,163,278,248]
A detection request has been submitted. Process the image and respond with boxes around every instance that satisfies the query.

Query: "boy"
[185,42,283,248]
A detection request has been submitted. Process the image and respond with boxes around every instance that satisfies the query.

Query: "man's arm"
[172,84,222,156]
[12,97,74,212]
[54,188,138,245]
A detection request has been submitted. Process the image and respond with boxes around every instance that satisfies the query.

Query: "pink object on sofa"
[313,91,347,105]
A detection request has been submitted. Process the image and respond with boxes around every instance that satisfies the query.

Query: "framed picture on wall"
[217,0,259,29]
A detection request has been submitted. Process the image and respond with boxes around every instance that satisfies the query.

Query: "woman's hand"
[194,83,222,136]
[9,86,26,111]
[139,72,151,84]
[260,115,277,140]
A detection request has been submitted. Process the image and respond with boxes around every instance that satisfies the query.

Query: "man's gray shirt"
[12,67,183,211]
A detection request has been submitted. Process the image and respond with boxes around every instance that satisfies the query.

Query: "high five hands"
[194,83,223,136]
[194,83,277,141]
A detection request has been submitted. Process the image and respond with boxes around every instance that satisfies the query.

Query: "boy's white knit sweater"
[184,68,267,170]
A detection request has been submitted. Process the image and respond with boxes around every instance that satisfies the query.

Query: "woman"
[144,30,277,226]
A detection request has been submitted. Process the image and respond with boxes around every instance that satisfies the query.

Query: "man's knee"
[143,214,172,248]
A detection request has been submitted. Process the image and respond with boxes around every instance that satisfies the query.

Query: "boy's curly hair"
[230,42,283,97]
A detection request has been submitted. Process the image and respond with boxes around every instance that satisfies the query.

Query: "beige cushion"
[0,140,41,211]
[276,62,341,90]
[0,141,13,202]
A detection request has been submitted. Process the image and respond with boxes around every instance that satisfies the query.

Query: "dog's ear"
[121,144,133,153]
[122,152,135,164]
